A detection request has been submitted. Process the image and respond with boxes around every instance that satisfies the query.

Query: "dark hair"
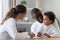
[44,11,56,24]
[31,8,43,23]
[5,5,26,20]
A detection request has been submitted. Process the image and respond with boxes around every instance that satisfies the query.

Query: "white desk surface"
[11,38,60,40]
[10,32,60,40]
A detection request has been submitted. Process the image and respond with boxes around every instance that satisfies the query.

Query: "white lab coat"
[31,21,43,36]
[0,18,17,40]
[39,24,58,37]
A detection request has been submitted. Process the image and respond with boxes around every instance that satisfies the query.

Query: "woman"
[28,8,43,38]
[0,5,26,40]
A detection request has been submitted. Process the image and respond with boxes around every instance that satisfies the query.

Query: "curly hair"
[44,11,56,24]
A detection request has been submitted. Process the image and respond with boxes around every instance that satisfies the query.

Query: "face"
[32,14,36,19]
[32,14,42,23]
[43,15,52,26]
[16,13,26,20]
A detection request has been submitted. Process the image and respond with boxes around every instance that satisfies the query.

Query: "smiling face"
[43,11,55,26]
[32,13,43,23]
[31,8,43,23]
[43,15,52,26]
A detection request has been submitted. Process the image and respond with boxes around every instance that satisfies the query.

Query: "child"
[39,11,58,38]
[28,8,43,38]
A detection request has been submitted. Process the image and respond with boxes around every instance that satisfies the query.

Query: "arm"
[44,27,58,38]
[0,25,6,33]
[28,24,36,38]
[31,24,37,34]
[6,18,17,40]
[37,25,44,37]
[44,33,51,38]
[49,28,58,37]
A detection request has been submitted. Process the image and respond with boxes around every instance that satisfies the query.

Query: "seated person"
[38,11,59,38]
[28,8,43,38]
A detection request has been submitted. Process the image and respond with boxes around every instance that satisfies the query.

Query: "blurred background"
[0,0,60,32]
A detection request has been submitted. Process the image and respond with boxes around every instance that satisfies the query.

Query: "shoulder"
[50,24,55,28]
[4,18,15,25]
[32,21,43,26]
[31,21,37,28]
[49,24,57,30]
[31,21,38,27]
[31,21,43,28]
[40,23,46,29]
[6,18,15,22]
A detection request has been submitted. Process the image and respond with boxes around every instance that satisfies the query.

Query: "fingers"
[28,32,35,38]
[44,33,51,38]
[37,32,42,37]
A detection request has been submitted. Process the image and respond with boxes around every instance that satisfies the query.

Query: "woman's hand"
[28,32,35,38]
[37,32,42,37]
[44,33,51,38]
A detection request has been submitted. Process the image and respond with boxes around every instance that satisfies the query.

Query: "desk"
[15,38,60,40]
[10,32,60,40]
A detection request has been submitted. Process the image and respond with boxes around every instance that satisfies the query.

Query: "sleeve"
[37,25,45,34]
[31,23,37,34]
[53,19,60,31]
[3,18,17,39]
[49,27,58,37]
[0,25,6,33]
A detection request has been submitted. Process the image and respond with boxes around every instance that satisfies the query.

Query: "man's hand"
[28,32,35,38]
[44,33,51,38]
[37,32,42,37]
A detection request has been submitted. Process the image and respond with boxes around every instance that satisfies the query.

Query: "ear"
[50,20,53,24]
[32,15,35,19]
[39,17,42,19]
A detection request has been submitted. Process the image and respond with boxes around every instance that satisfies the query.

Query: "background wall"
[16,0,36,8]
[41,0,60,20]
[0,0,9,23]
[3,0,10,18]
[0,0,3,23]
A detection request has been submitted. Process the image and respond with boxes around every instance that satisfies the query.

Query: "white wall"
[0,0,3,23]
[41,0,60,20]
[3,0,10,18]
[16,0,36,8]
[0,0,10,24]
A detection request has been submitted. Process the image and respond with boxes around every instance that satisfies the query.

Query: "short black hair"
[31,8,43,23]
[44,11,56,24]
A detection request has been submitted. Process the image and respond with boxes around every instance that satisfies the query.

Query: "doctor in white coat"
[38,11,59,38]
[28,8,43,38]
[0,5,26,40]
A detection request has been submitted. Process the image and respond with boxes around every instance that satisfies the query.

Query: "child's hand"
[44,33,51,38]
[37,32,42,37]
[28,32,35,38]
